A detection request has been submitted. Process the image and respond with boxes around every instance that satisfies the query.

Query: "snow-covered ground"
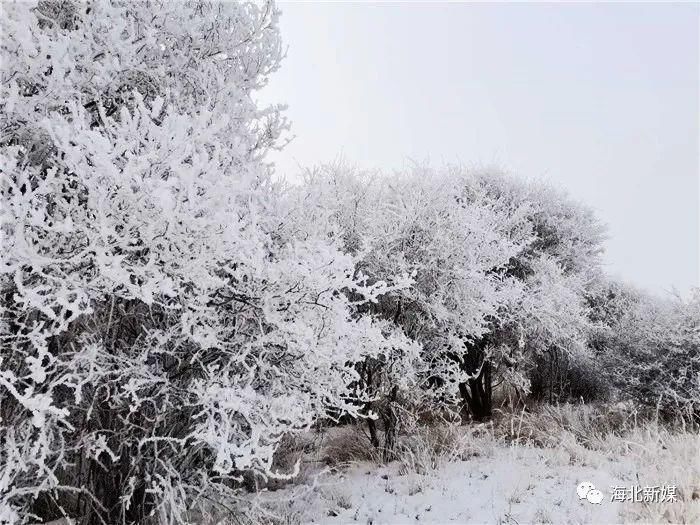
[248,421,699,525]
[263,448,621,524]
[33,416,699,525]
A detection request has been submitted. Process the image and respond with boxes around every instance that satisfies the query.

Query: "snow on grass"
[245,409,699,525]
[254,441,624,524]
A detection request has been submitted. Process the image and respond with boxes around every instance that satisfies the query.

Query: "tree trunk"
[471,361,492,420]
[366,417,380,449]
[458,353,493,421]
[382,385,399,462]
[362,362,381,448]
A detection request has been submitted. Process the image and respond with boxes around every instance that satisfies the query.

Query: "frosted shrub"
[590,282,700,422]
[290,165,605,423]
[0,2,415,523]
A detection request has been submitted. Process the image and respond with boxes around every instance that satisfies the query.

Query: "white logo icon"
[577,481,603,504]
[587,489,604,504]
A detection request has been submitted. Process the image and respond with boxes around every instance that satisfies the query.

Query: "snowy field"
[257,444,623,524]
[245,409,699,525]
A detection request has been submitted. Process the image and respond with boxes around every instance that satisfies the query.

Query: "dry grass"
[223,403,699,524]
[610,425,700,524]
[376,402,699,523]
[318,425,381,466]
[393,423,494,475]
[491,401,644,447]
[490,402,700,524]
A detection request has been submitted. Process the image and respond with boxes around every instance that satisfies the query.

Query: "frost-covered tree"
[289,164,605,422]
[459,170,606,415]
[0,2,414,523]
[589,281,700,420]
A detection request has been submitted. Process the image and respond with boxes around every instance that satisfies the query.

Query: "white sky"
[259,1,699,295]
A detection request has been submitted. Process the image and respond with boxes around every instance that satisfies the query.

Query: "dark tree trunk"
[468,361,492,421]
[367,416,380,449]
[458,338,493,421]
[362,362,381,449]
[381,385,399,462]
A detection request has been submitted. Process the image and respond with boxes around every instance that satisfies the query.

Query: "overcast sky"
[259,1,699,295]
